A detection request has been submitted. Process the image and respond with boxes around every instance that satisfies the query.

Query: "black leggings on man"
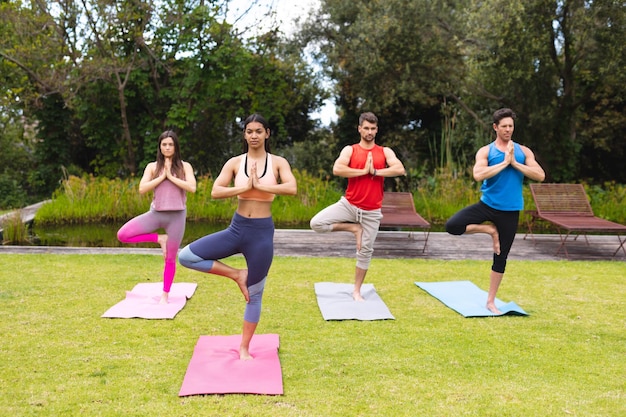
[445,201,519,273]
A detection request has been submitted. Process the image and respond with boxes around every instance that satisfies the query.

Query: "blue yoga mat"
[414,281,528,317]
[314,282,395,321]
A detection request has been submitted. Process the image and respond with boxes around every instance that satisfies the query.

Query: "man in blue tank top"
[445,108,545,314]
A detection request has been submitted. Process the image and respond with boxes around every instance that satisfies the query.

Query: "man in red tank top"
[310,112,406,301]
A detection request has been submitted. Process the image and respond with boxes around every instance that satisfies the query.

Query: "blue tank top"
[480,142,525,211]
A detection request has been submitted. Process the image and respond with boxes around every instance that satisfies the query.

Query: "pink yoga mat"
[101,282,197,319]
[179,334,283,396]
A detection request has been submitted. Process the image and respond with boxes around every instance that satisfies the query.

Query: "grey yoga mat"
[314,282,395,321]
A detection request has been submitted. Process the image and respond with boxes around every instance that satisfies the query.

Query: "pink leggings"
[117,208,187,293]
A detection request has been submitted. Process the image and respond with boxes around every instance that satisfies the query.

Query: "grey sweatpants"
[310,197,383,269]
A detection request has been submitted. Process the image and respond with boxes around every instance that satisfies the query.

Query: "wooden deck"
[1,229,624,261]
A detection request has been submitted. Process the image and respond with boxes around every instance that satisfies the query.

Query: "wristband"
[373,169,377,176]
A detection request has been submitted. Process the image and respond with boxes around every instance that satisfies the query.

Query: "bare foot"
[489,228,501,255]
[239,347,253,360]
[343,223,363,251]
[486,302,502,315]
[332,223,363,250]
[353,291,365,302]
[157,234,168,258]
[234,269,250,302]
[354,225,363,251]
[159,292,169,305]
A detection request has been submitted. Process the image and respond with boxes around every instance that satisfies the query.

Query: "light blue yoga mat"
[314,282,395,321]
[414,281,528,317]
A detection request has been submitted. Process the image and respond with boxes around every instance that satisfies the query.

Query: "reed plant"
[35,174,153,224]
[33,170,626,228]
[185,176,238,223]
[34,170,343,226]
[0,211,31,244]
[413,168,482,225]
[272,170,343,225]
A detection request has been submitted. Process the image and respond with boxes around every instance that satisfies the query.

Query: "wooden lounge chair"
[380,192,431,253]
[526,183,626,259]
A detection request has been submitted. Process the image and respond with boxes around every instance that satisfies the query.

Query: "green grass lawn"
[0,254,624,416]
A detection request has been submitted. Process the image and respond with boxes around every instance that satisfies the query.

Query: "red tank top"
[345,144,385,210]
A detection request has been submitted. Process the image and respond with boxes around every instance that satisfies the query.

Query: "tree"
[297,0,470,180]
[0,1,88,197]
[0,110,35,208]
[460,0,626,182]
[0,0,156,176]
[296,0,626,184]
[150,1,327,175]
[1,0,327,188]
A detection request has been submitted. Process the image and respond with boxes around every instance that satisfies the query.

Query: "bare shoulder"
[227,154,244,166]
[517,143,533,153]
[476,144,490,157]
[519,144,538,159]
[338,145,354,158]
[219,154,242,173]
[382,146,397,155]
[144,161,157,173]
[214,156,242,183]
[271,154,293,170]
[271,153,289,163]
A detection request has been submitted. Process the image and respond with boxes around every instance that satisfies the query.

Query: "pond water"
[22,221,308,247]
[25,220,342,247]
[8,221,447,247]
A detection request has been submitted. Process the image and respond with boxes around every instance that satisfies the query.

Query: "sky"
[225,0,320,36]
[224,0,337,126]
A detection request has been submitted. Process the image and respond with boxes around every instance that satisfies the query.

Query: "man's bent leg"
[311,199,364,250]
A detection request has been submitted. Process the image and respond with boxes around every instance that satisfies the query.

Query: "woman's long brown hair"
[153,130,185,180]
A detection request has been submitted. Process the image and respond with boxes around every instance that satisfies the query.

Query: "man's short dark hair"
[493,108,516,125]
[359,112,378,125]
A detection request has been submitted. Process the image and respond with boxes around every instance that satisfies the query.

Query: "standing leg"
[353,267,368,301]
[239,321,257,360]
[353,209,383,301]
[486,271,504,314]
[486,210,520,314]
[160,210,186,304]
[117,210,173,303]
[238,217,274,360]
